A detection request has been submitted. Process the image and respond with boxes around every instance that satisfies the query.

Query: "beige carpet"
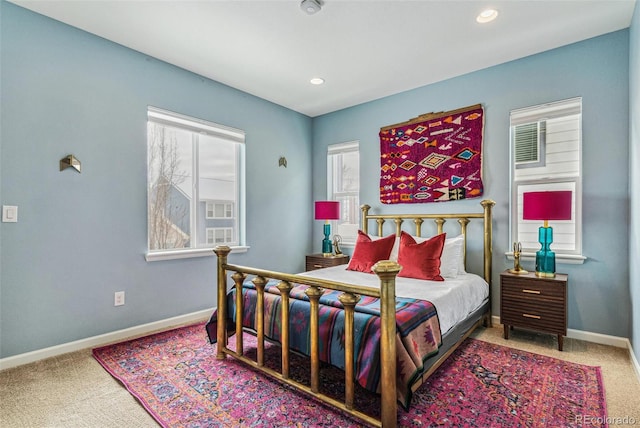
[1,324,639,427]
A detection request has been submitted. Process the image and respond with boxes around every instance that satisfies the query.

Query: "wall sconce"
[60,155,81,173]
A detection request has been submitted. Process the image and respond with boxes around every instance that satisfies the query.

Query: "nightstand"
[305,253,350,271]
[500,270,568,351]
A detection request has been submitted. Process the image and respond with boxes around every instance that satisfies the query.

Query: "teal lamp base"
[322,222,333,256]
[535,226,556,278]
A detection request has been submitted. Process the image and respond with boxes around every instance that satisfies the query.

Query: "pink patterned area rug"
[93,323,607,427]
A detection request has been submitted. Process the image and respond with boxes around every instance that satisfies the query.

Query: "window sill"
[505,251,586,265]
[145,246,249,262]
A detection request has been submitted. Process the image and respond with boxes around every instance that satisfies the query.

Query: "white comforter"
[300,265,489,335]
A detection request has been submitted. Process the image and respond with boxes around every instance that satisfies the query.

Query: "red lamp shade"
[523,191,572,221]
[314,201,340,220]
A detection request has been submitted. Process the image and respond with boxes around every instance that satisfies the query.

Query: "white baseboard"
[491,315,629,348]
[566,327,630,348]
[0,308,214,371]
[628,340,640,382]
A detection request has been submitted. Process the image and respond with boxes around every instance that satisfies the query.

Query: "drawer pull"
[522,313,541,319]
[522,289,541,294]
[313,264,324,268]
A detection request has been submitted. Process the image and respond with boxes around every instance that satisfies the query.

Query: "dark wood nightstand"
[500,270,568,351]
[305,253,350,271]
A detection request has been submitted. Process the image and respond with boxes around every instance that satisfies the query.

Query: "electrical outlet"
[114,291,125,306]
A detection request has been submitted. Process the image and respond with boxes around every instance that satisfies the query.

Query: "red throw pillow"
[346,231,396,273]
[397,231,446,281]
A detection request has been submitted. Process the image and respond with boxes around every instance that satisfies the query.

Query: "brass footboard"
[214,247,400,428]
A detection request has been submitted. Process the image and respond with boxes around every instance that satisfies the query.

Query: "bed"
[206,200,494,427]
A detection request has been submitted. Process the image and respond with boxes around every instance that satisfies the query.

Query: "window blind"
[148,107,245,144]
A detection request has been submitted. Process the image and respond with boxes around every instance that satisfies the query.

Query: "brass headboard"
[360,199,495,287]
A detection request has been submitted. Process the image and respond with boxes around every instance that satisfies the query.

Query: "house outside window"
[327,141,360,245]
[206,227,234,245]
[510,97,585,262]
[206,201,233,219]
[146,107,246,261]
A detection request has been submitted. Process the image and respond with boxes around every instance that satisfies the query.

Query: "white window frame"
[327,141,360,246]
[146,107,247,261]
[508,98,585,264]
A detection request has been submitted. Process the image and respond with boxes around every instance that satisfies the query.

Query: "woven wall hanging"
[379,104,484,204]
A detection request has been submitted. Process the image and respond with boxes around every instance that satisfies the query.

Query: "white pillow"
[390,235,400,262]
[443,234,466,278]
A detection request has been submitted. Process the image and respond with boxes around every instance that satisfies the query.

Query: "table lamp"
[314,201,340,257]
[523,190,572,278]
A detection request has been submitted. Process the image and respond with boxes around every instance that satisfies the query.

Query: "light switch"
[2,205,18,223]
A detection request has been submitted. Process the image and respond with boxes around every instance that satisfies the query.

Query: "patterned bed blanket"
[206,279,442,407]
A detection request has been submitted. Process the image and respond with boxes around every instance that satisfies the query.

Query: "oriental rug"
[93,323,607,427]
[379,104,484,204]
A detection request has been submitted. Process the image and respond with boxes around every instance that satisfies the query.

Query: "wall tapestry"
[379,104,484,204]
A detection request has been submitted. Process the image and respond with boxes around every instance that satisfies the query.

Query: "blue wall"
[313,30,631,337]
[0,1,635,359]
[630,3,639,362]
[0,2,313,358]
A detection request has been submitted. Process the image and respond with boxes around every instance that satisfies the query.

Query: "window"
[510,98,584,262]
[146,107,246,261]
[327,141,360,245]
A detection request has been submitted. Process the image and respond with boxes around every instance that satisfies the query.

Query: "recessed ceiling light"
[310,77,325,85]
[476,9,498,24]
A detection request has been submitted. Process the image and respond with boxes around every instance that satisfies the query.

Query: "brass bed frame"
[213,199,494,427]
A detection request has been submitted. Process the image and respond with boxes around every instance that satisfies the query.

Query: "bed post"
[480,200,495,327]
[214,246,231,360]
[373,259,402,428]
[361,204,371,234]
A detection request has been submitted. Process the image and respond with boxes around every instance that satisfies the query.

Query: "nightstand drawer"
[501,277,565,300]
[501,296,566,314]
[501,306,566,333]
[305,254,349,271]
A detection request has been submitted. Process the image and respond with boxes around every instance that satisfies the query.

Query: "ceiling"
[9,0,637,117]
